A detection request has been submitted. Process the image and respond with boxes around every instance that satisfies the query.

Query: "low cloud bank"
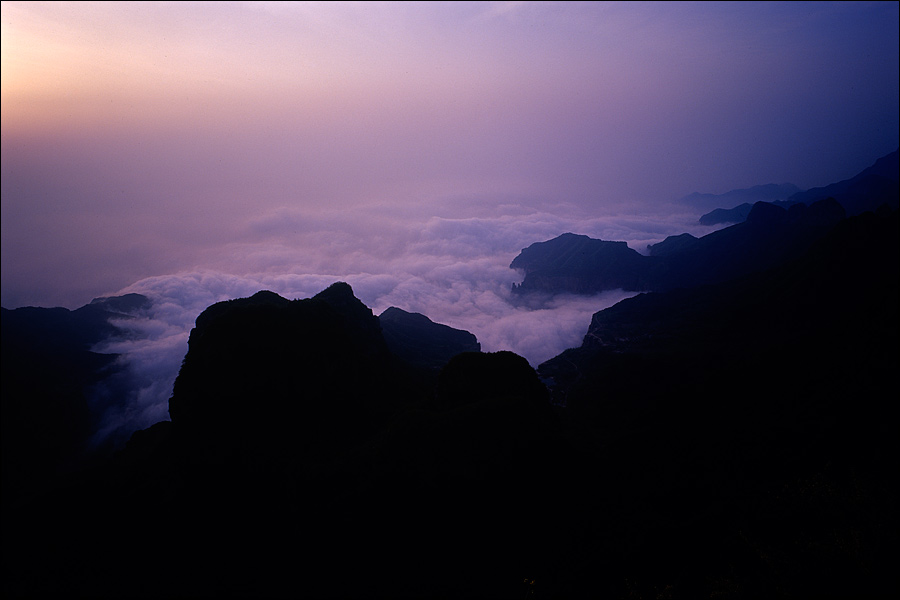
[90,203,720,447]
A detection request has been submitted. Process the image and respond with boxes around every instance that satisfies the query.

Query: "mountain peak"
[379,306,480,370]
[314,281,355,300]
[677,183,803,212]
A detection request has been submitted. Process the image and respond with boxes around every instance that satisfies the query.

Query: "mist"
[78,202,726,448]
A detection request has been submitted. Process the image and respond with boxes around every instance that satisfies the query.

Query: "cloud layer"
[83,203,726,447]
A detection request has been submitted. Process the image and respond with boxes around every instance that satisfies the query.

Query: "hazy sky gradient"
[3,1,899,312]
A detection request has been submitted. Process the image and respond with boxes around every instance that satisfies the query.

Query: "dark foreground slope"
[2,284,578,599]
[3,209,897,599]
[539,206,899,598]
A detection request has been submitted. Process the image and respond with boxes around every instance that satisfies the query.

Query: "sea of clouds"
[87,200,725,449]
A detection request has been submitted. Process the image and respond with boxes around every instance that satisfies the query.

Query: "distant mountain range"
[677,182,802,212]
[2,150,898,599]
[512,149,898,295]
[512,197,847,295]
[695,149,899,225]
[786,149,900,214]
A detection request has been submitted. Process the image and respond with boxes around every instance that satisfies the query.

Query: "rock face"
[168,283,395,461]
[379,306,480,371]
[510,232,650,294]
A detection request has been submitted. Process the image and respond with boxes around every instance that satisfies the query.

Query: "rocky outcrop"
[379,306,480,371]
[510,233,651,294]
[168,282,394,461]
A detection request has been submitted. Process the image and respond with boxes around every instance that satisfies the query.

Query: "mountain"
[512,197,846,295]
[536,206,899,597]
[677,182,802,212]
[698,201,754,225]
[786,149,899,215]
[167,283,400,461]
[3,200,897,599]
[697,150,900,225]
[0,293,150,505]
[510,232,651,294]
[379,306,480,371]
[3,153,898,599]
[514,149,898,298]
[2,283,575,599]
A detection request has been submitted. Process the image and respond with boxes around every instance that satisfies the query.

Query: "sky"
[3,0,898,308]
[2,2,899,442]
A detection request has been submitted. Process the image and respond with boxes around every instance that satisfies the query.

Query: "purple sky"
[2,1,899,329]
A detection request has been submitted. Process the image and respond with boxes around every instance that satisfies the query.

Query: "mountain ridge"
[5,203,895,597]
[2,151,898,599]
[676,182,802,212]
[512,197,847,295]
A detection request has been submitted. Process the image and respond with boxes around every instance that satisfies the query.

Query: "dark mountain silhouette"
[677,182,802,212]
[510,233,651,294]
[168,283,401,464]
[533,205,899,598]
[2,283,578,599]
[1,293,150,506]
[698,201,754,225]
[2,156,898,599]
[786,149,899,215]
[685,150,898,228]
[379,306,481,371]
[643,231,699,256]
[648,197,848,290]
[513,197,847,295]
[5,202,896,598]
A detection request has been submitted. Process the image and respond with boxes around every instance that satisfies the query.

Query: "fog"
[79,202,725,448]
